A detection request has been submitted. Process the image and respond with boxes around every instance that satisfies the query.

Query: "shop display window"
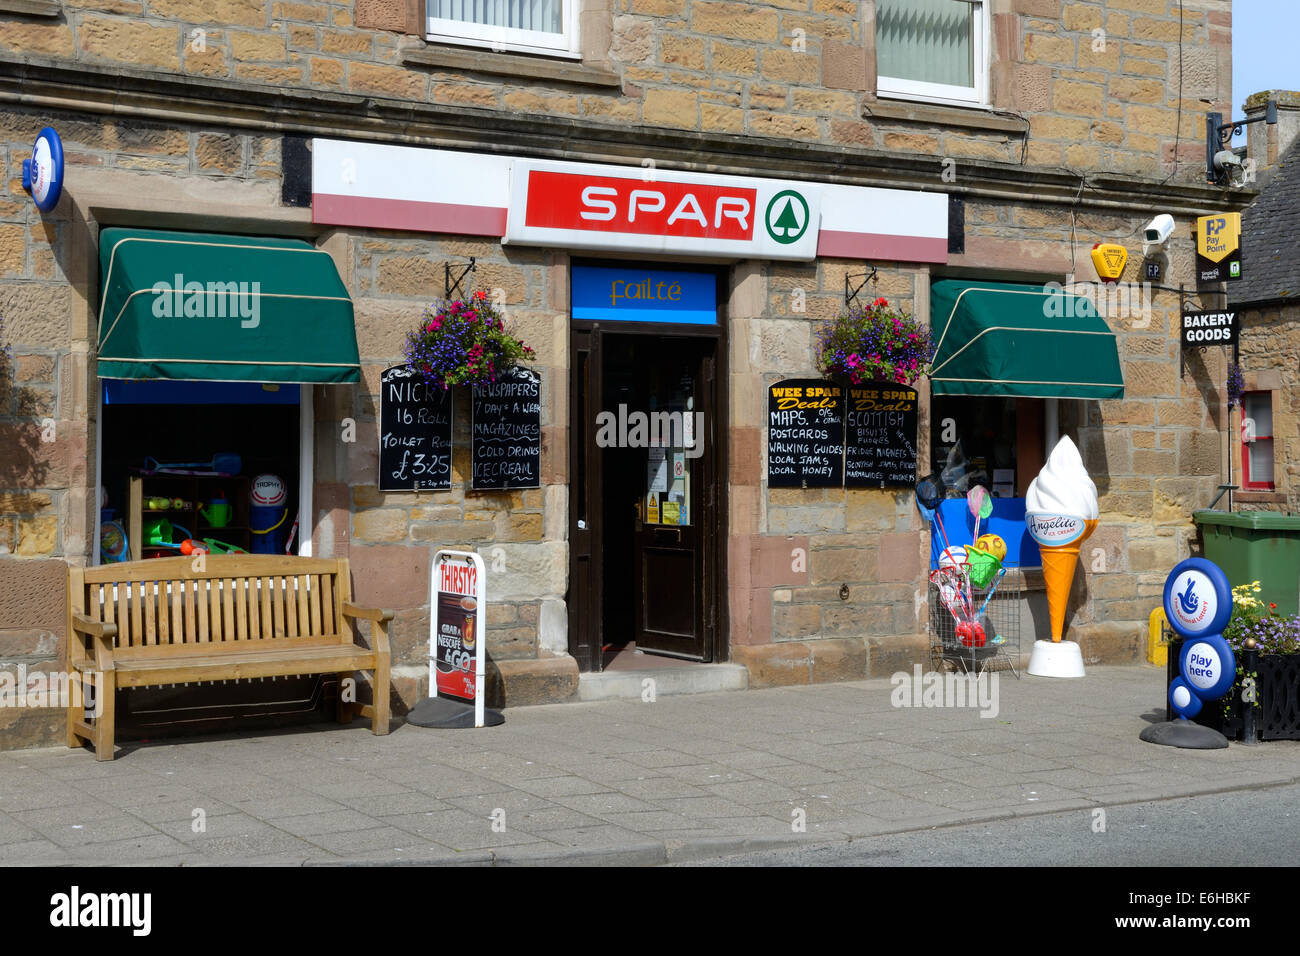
[98,380,303,564]
[875,0,988,107]
[427,0,579,57]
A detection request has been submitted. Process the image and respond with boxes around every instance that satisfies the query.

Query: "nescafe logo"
[251,474,286,506]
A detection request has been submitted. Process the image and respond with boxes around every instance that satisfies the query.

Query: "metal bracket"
[444,257,476,300]
[844,266,878,308]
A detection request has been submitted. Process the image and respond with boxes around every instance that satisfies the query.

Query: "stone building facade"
[0,0,1256,751]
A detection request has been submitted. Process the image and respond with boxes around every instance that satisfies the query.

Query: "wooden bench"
[66,555,392,760]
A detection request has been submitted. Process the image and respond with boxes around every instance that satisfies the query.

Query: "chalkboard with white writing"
[379,365,453,491]
[767,378,844,488]
[845,382,918,488]
[472,367,541,491]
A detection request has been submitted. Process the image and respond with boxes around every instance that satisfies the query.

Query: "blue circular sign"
[1163,558,1232,638]
[23,127,64,214]
[1178,633,1236,703]
[1168,676,1203,719]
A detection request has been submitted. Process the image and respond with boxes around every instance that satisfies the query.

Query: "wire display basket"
[928,564,1022,678]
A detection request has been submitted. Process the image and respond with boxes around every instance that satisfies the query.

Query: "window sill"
[401,44,620,89]
[0,0,60,15]
[865,97,1028,135]
[1235,491,1284,504]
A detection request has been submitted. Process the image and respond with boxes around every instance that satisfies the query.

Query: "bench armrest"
[71,613,117,672]
[342,603,395,624]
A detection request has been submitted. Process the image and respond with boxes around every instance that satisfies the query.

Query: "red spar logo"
[524,170,756,240]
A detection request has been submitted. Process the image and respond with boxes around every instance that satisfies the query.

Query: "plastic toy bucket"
[966,547,1003,589]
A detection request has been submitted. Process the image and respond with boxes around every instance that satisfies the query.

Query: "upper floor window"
[875,0,988,107]
[427,0,580,58]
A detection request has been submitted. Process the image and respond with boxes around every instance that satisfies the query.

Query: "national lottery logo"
[1170,571,1214,630]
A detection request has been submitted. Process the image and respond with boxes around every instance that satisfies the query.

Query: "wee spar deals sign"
[430,551,486,722]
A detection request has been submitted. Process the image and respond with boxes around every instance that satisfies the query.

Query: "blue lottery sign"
[22,127,64,214]
[1163,557,1232,638]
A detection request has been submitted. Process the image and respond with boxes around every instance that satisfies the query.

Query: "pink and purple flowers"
[816,297,935,387]
[403,290,534,389]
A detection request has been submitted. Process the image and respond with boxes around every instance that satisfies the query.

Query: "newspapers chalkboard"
[472,367,541,490]
[379,365,452,491]
[845,383,918,488]
[767,378,844,488]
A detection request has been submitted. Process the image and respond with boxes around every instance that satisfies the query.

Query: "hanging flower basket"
[816,297,935,387]
[403,291,534,390]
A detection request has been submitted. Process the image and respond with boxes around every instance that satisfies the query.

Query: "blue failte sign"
[22,127,64,214]
[571,265,716,325]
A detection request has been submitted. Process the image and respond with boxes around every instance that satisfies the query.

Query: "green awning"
[97,228,360,383]
[930,279,1124,399]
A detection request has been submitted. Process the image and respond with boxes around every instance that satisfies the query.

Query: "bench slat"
[296,575,309,641]
[115,634,344,660]
[235,578,248,641]
[309,574,322,636]
[171,580,183,645]
[322,574,335,638]
[129,581,143,649]
[157,580,171,645]
[247,577,260,640]
[113,645,379,688]
[222,578,235,642]
[144,580,157,646]
[81,555,344,584]
[259,576,273,639]
[195,579,208,642]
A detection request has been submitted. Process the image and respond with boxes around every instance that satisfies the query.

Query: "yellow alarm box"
[1091,243,1128,283]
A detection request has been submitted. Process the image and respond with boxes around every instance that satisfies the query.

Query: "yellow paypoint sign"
[1090,243,1128,283]
[1196,213,1242,281]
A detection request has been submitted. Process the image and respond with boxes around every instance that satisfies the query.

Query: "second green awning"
[930,279,1124,400]
[97,228,361,384]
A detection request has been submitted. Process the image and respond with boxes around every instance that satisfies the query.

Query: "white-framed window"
[875,0,988,107]
[1241,391,1275,490]
[427,0,580,59]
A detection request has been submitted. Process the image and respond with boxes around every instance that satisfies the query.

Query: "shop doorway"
[568,269,726,673]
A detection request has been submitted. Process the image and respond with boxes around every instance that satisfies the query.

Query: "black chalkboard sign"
[845,382,919,488]
[767,378,844,488]
[472,367,541,491]
[379,365,453,491]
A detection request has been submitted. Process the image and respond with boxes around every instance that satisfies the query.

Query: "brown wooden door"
[634,342,714,660]
[567,327,603,673]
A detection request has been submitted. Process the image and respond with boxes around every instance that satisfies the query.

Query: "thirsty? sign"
[429,550,487,727]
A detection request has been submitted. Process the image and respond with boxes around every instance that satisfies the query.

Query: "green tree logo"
[765,190,810,245]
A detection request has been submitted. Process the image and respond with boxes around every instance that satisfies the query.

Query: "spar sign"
[429,549,487,726]
[505,158,822,260]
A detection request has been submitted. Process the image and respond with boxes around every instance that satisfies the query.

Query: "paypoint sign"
[1196,213,1242,282]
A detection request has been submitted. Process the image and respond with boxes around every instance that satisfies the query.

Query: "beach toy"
[250,474,288,554]
[967,485,993,542]
[100,520,129,563]
[965,545,1003,589]
[200,492,232,528]
[976,533,1006,562]
[143,518,192,550]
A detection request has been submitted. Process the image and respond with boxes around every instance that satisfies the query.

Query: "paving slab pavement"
[1,665,1298,866]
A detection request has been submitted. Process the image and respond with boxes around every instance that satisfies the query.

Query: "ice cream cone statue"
[1025,437,1098,677]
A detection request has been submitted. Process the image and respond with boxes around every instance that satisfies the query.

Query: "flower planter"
[1166,636,1300,741]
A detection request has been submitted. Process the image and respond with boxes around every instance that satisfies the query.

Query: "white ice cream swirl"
[1025,436,1098,519]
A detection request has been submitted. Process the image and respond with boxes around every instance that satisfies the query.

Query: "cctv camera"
[1144,214,1174,245]
[1214,149,1243,171]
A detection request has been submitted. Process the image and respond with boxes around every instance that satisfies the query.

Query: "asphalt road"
[680,781,1300,866]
